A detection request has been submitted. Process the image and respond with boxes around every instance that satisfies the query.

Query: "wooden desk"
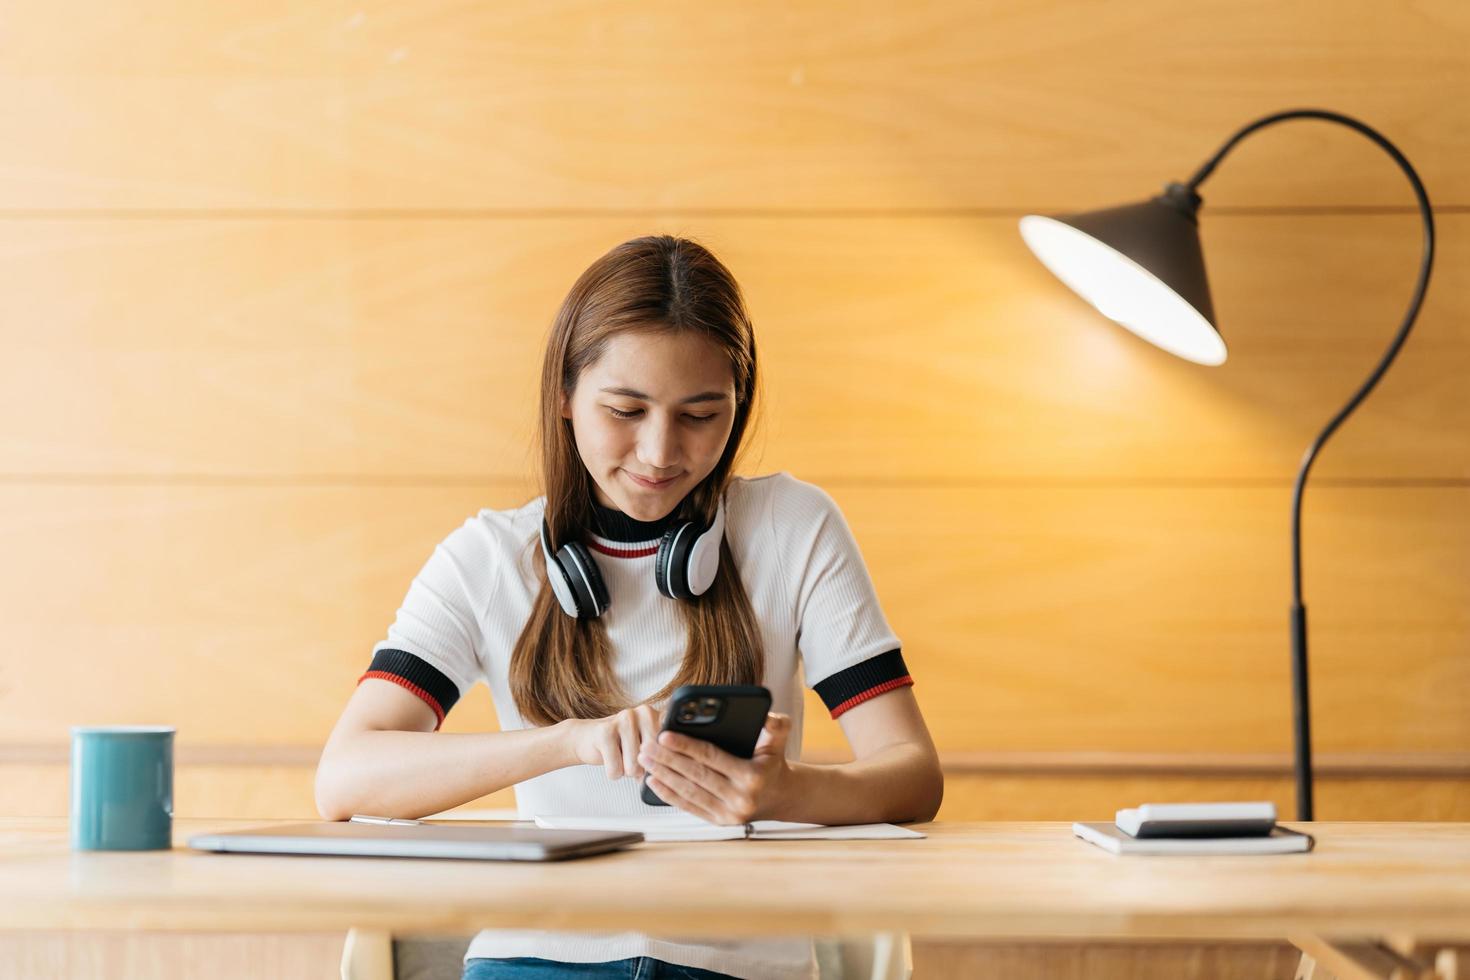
[2,818,1467,978]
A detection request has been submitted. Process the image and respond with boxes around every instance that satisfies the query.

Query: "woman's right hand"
[563,704,663,781]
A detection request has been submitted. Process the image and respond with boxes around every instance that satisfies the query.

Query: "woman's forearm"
[773,743,944,825]
[314,721,579,821]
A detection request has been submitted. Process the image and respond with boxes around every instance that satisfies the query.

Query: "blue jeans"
[463,957,739,979]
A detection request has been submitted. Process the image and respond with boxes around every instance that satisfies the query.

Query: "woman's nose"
[637,417,680,469]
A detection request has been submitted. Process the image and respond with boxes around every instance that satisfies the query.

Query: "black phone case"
[640,684,771,806]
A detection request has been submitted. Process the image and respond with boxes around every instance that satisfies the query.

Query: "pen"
[349,814,426,826]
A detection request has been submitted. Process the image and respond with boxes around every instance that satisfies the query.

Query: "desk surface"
[3,818,1468,940]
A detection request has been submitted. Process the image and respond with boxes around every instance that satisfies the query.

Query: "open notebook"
[535,812,926,842]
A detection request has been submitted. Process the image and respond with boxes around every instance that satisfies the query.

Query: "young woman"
[315,236,943,980]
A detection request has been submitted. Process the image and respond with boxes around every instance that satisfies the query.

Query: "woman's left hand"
[638,712,793,824]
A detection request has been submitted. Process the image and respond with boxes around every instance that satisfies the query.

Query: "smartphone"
[640,684,772,807]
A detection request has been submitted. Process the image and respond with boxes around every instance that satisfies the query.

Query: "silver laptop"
[188,821,643,862]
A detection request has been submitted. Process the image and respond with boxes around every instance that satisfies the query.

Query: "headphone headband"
[541,490,726,618]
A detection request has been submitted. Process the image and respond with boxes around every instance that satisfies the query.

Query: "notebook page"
[534,812,758,841]
[535,813,923,841]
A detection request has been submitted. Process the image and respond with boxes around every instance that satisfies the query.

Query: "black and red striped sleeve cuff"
[812,648,914,719]
[357,649,462,730]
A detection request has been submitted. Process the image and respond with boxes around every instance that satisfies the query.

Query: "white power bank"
[1115,801,1278,838]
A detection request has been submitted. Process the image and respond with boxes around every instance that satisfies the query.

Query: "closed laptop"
[188,821,642,862]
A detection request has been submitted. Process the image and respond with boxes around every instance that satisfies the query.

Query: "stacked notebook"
[1073,801,1314,855]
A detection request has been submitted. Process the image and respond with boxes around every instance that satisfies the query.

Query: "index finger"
[635,704,662,755]
[658,730,742,775]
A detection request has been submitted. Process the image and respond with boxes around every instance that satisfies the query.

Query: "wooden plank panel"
[3,763,1465,822]
[1,214,1463,480]
[0,484,1463,752]
[0,0,1464,209]
[0,934,1302,980]
[0,763,516,821]
[936,773,1470,823]
[910,939,1302,980]
[0,932,346,980]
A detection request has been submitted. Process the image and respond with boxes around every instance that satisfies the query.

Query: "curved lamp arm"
[1189,109,1436,821]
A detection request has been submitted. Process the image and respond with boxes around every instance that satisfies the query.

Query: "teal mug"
[70,726,175,851]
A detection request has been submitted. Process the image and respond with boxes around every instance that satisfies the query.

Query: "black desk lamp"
[1017,109,1435,820]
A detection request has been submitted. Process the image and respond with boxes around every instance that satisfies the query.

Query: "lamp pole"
[1021,110,1436,820]
[1185,110,1435,820]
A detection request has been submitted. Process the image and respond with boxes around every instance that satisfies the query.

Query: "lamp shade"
[1019,185,1227,366]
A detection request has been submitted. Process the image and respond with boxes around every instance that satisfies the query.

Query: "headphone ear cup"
[683,507,723,598]
[547,551,583,617]
[559,541,609,619]
[541,518,608,619]
[684,492,726,597]
[655,523,693,600]
[541,520,583,617]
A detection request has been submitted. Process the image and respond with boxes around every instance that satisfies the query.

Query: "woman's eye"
[606,407,718,424]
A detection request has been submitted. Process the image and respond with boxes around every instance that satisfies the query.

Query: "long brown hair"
[509,236,766,726]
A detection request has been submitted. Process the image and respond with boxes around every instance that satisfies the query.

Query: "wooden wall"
[2,0,1466,822]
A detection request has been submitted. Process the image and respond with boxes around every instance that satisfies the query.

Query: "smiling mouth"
[624,470,679,488]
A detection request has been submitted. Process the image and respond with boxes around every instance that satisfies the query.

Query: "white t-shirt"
[364,472,912,980]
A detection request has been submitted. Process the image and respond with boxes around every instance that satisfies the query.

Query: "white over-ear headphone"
[540,493,727,620]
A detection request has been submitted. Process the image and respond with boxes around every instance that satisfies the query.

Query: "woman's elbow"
[313,751,354,822]
[883,751,943,823]
[315,792,351,823]
[914,758,944,822]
